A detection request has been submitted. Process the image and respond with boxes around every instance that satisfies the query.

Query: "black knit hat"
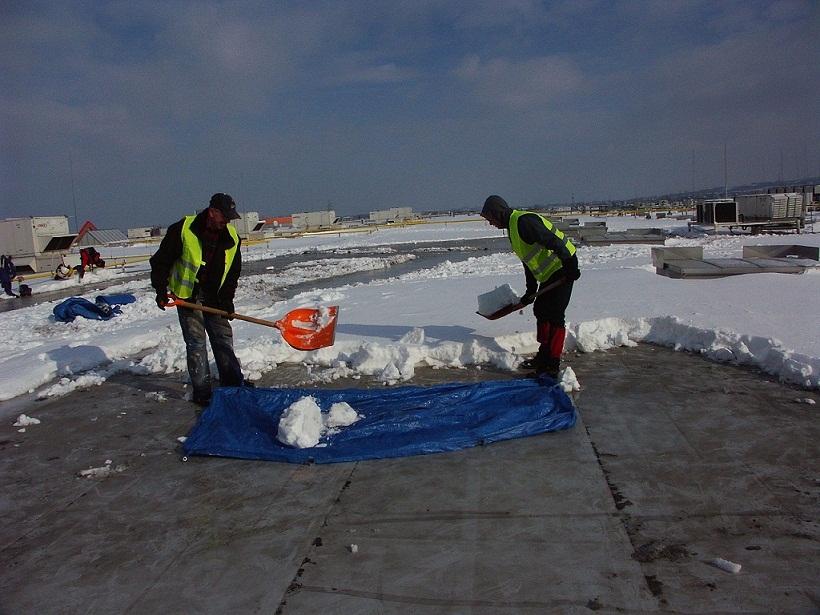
[208,193,240,220]
[481,195,511,219]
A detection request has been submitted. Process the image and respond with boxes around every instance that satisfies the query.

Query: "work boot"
[535,358,561,380]
[518,352,549,371]
[192,391,212,407]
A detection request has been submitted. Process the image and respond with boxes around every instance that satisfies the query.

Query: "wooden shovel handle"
[168,298,282,330]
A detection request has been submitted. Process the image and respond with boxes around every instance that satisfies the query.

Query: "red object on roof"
[264,216,292,226]
[75,220,97,243]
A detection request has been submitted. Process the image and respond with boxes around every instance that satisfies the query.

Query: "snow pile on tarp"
[183,378,576,463]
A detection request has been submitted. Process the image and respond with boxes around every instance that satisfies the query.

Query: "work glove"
[222,301,235,319]
[519,291,536,306]
[563,262,581,281]
[155,293,168,310]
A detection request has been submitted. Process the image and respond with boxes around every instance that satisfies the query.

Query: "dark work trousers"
[176,293,244,399]
[532,271,574,369]
[533,273,574,325]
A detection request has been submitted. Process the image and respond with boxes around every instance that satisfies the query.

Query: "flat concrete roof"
[1,344,818,613]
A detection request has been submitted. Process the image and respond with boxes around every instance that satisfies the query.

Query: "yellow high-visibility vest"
[509,210,576,282]
[168,216,239,298]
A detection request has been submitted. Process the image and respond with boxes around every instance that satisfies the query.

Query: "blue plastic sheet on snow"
[183,378,576,464]
[53,293,137,322]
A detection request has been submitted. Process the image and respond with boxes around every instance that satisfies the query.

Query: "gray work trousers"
[176,297,243,400]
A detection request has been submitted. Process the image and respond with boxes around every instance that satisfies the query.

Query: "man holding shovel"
[150,193,245,406]
[480,195,580,378]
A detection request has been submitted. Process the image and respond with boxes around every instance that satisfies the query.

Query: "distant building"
[291,210,337,230]
[233,212,266,239]
[127,226,165,239]
[369,207,413,224]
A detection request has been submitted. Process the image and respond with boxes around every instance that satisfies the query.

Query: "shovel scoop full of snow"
[167,298,338,351]
[476,284,524,320]
[476,277,568,320]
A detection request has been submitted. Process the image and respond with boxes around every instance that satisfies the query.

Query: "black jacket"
[150,211,241,311]
[509,211,577,295]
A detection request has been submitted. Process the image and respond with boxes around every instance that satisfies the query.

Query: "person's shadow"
[336,323,507,351]
[45,345,110,378]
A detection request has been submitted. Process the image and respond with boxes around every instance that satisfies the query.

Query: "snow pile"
[566,315,820,389]
[13,414,41,427]
[276,396,362,448]
[145,391,167,402]
[477,284,520,316]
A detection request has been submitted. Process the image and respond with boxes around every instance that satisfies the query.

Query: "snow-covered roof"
[75,229,129,246]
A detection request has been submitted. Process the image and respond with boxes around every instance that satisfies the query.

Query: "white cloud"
[454,54,584,108]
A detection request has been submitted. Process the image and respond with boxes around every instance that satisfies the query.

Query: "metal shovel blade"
[476,302,525,320]
[274,306,339,351]
[167,298,339,351]
[475,276,568,321]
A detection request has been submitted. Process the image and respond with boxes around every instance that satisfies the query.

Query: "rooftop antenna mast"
[69,151,79,233]
[691,149,695,195]
[723,142,728,198]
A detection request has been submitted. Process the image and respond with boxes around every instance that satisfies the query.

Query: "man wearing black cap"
[481,195,580,378]
[150,193,245,406]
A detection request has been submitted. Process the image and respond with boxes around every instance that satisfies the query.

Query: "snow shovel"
[477,277,567,320]
[166,297,339,351]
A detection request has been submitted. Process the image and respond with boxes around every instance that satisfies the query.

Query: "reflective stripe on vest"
[508,210,576,283]
[168,216,239,298]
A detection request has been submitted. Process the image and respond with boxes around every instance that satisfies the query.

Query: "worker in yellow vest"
[481,195,580,378]
[150,193,246,406]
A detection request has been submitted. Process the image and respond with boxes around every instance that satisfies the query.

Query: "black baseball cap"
[208,193,240,220]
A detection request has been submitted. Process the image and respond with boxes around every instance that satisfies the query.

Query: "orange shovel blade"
[275,306,339,351]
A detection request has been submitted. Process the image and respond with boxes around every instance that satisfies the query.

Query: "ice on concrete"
[13,414,41,427]
[477,284,520,316]
[78,460,126,479]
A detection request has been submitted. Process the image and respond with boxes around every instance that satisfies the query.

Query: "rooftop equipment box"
[369,207,414,223]
[736,193,803,221]
[0,216,76,272]
[697,199,737,224]
[234,211,265,237]
[291,210,337,230]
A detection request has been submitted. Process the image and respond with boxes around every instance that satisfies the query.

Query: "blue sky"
[1,0,818,229]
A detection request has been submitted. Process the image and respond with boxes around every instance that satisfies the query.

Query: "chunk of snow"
[78,460,126,479]
[399,327,425,345]
[559,366,581,392]
[378,361,402,383]
[13,414,41,427]
[710,557,742,574]
[477,284,520,316]
[349,544,359,554]
[277,396,323,448]
[794,397,816,405]
[325,402,361,428]
[145,391,167,402]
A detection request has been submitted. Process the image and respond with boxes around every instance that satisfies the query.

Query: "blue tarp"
[183,378,576,464]
[53,293,136,322]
